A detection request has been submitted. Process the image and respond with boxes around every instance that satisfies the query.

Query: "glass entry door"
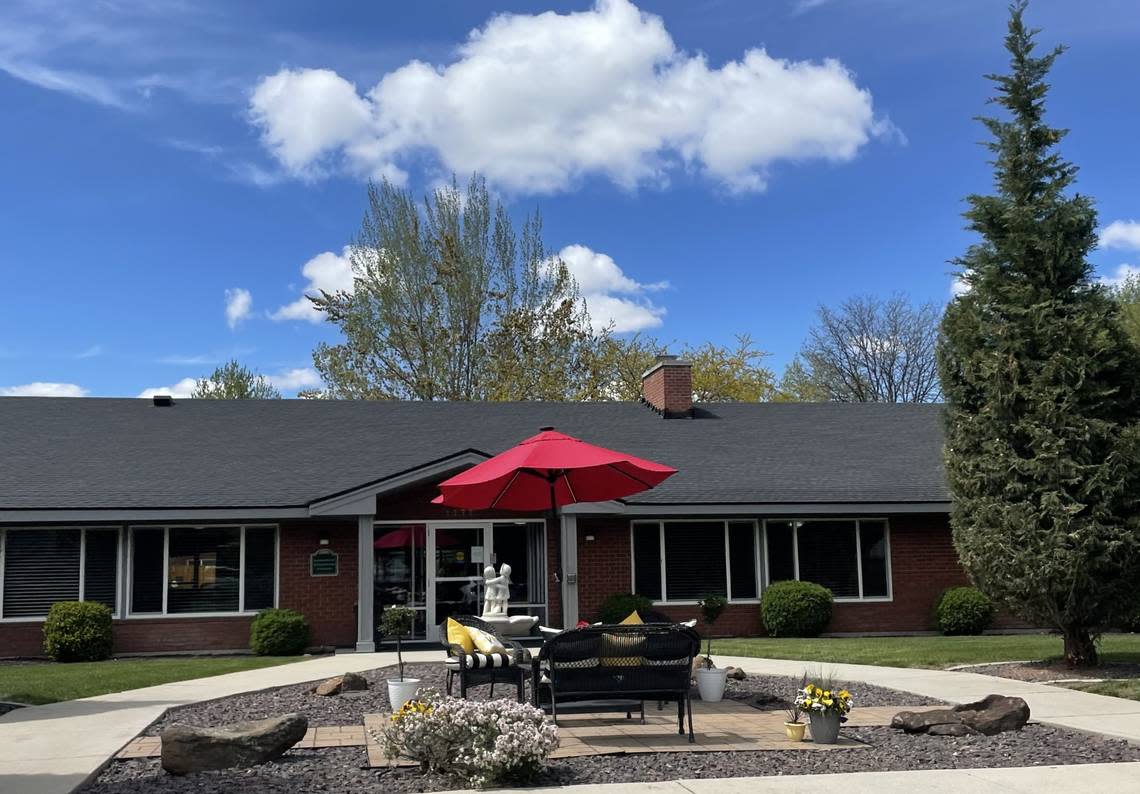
[429,525,487,638]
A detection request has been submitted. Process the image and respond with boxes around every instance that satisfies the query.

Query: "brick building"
[0,357,972,657]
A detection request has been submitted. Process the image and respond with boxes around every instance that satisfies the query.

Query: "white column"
[356,514,376,652]
[560,514,579,628]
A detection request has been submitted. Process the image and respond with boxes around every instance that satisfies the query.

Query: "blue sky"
[2,0,1139,398]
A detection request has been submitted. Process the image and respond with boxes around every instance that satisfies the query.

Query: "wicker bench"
[531,623,701,741]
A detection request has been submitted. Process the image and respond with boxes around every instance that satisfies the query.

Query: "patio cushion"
[599,632,646,666]
[620,610,644,625]
[446,618,475,654]
[466,626,507,654]
[444,651,514,669]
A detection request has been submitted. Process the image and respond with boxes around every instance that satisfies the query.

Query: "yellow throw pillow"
[620,610,644,625]
[466,626,506,655]
[446,618,475,654]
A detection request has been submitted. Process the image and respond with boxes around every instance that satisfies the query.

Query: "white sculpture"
[479,562,538,636]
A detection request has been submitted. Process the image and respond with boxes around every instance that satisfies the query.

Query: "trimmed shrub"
[42,601,113,662]
[250,608,310,656]
[760,581,833,637]
[596,593,653,624]
[935,587,995,635]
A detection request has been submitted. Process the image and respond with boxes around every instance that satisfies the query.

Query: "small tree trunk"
[1062,624,1098,667]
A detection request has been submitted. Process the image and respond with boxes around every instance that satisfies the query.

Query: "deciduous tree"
[191,360,281,399]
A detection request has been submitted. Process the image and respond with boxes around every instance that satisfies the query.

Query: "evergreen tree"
[938,2,1140,666]
[191,360,281,399]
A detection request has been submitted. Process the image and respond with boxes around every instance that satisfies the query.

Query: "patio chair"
[440,614,531,702]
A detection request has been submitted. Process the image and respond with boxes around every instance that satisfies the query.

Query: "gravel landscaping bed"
[969,661,1140,682]
[143,663,941,735]
[87,724,1140,793]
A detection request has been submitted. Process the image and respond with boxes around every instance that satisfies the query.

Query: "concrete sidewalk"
[715,655,1140,743]
[456,763,1140,793]
[0,648,440,794]
[4,649,1140,793]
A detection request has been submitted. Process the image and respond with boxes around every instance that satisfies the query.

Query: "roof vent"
[152,395,174,407]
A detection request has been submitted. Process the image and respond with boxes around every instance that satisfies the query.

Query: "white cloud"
[76,344,104,359]
[272,247,356,323]
[0,382,88,397]
[1100,220,1140,252]
[137,377,197,399]
[555,244,666,333]
[1098,263,1140,288]
[224,287,253,329]
[247,0,891,194]
[268,367,322,391]
[950,273,970,298]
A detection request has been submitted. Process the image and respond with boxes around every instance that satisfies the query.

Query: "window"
[763,519,891,600]
[128,525,277,616]
[631,520,760,603]
[0,527,121,619]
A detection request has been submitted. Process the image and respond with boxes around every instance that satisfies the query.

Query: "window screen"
[859,520,889,597]
[2,529,80,618]
[83,529,120,611]
[727,521,758,599]
[131,528,165,613]
[243,527,276,611]
[765,521,796,584]
[796,521,859,598]
[632,524,662,600]
[663,522,726,600]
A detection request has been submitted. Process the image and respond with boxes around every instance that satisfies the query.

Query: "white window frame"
[629,519,762,606]
[761,518,893,603]
[125,524,279,619]
[0,526,124,622]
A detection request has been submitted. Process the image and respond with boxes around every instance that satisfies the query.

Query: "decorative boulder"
[341,672,369,692]
[313,676,344,696]
[725,666,747,680]
[160,713,308,775]
[892,694,1030,737]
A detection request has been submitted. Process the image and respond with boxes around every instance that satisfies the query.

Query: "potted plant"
[380,606,419,712]
[794,676,853,745]
[783,703,806,741]
[694,594,729,702]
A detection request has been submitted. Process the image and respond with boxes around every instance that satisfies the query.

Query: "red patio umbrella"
[432,427,677,583]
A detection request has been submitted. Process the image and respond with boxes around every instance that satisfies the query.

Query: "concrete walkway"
[0,648,440,794]
[452,763,1140,794]
[716,655,1140,743]
[3,650,1140,793]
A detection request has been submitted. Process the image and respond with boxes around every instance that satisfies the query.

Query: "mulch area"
[79,662,1140,793]
[967,661,1140,682]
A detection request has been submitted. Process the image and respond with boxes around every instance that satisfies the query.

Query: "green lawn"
[1066,679,1140,701]
[715,633,1140,669]
[0,656,302,705]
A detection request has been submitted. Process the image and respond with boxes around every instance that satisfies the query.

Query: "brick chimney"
[641,354,693,418]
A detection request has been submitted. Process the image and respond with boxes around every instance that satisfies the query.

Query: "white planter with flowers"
[381,605,420,712]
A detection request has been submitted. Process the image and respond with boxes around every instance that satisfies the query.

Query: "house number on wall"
[310,549,339,577]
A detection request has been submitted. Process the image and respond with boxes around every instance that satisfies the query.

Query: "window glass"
[243,527,276,611]
[2,529,80,618]
[631,524,662,600]
[728,522,758,599]
[167,527,240,613]
[765,521,796,584]
[131,528,165,613]
[859,521,889,597]
[663,522,727,600]
[796,521,859,598]
[83,529,119,612]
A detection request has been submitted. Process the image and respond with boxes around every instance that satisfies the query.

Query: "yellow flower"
[823,690,831,698]
[822,699,833,707]
[839,690,850,699]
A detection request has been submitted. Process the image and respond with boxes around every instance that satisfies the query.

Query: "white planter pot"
[387,677,421,713]
[695,668,728,702]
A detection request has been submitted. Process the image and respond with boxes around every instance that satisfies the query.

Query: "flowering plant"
[794,681,853,717]
[378,689,559,788]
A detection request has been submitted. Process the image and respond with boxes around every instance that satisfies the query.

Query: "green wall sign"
[310,548,339,577]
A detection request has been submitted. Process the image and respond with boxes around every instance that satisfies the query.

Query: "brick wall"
[575,513,980,635]
[278,519,359,647]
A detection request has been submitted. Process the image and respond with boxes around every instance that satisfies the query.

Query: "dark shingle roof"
[0,398,948,510]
